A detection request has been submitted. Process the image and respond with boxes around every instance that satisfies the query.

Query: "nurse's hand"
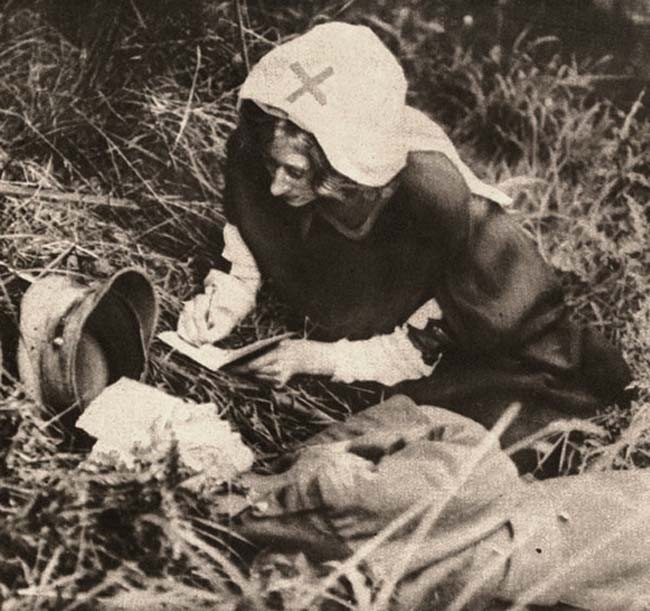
[177,292,235,346]
[237,339,335,387]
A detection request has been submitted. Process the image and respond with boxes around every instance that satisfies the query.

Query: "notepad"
[158,330,294,372]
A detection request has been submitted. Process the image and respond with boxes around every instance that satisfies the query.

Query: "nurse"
[178,22,630,449]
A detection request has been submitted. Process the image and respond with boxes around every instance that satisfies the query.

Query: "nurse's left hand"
[236,339,335,387]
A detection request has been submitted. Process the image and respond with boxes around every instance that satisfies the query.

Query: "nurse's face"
[264,131,316,207]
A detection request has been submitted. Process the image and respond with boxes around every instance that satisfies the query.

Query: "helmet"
[17,268,158,423]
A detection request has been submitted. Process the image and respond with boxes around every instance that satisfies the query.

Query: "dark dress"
[223,127,631,451]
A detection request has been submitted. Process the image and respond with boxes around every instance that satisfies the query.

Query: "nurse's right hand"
[177,291,235,346]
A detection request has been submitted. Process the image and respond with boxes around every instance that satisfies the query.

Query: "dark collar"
[312,184,399,240]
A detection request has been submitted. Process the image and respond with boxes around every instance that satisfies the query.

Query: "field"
[1,1,649,609]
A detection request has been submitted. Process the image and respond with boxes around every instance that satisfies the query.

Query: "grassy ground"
[1,1,649,608]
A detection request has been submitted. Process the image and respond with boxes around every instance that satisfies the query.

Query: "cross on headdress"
[286,62,334,106]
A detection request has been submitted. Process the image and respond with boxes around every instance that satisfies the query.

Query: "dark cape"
[223,127,631,453]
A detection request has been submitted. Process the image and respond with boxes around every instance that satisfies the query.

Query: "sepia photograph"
[0,1,649,608]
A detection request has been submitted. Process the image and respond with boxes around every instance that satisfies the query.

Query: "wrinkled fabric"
[503,471,650,611]
[223,127,631,453]
[232,397,650,610]
[235,396,520,607]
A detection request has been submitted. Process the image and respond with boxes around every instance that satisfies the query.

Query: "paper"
[157,330,294,372]
[76,378,255,481]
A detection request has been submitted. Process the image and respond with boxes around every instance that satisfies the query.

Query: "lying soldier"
[9,269,644,609]
[222,395,650,611]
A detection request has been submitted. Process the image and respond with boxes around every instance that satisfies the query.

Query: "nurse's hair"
[241,102,395,205]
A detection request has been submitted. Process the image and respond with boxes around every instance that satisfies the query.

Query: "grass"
[0,1,649,609]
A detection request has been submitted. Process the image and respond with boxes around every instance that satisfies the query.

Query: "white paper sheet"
[157,330,293,371]
[76,378,255,481]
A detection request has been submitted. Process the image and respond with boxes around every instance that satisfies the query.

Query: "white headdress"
[239,22,511,206]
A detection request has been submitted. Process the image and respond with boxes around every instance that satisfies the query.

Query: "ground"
[0,1,649,609]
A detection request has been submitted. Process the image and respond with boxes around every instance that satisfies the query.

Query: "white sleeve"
[202,223,261,329]
[329,300,443,386]
[220,223,261,285]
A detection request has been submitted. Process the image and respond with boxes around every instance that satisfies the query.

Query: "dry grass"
[1,1,649,609]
